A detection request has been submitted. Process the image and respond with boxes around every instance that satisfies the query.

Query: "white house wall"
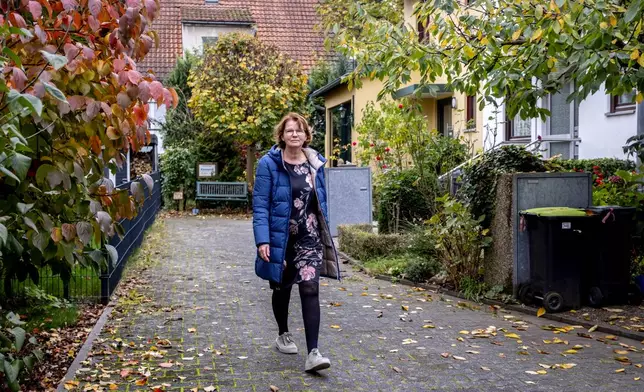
[483,88,638,161]
[576,91,636,160]
[181,24,253,55]
[148,100,166,154]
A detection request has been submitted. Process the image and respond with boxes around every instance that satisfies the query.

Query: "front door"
[437,98,453,137]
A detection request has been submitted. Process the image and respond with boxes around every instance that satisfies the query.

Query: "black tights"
[272,282,320,353]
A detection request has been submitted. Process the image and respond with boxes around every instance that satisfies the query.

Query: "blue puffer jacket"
[253,145,341,284]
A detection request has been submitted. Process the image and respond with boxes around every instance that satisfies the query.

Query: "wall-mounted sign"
[198,163,218,178]
[173,191,184,200]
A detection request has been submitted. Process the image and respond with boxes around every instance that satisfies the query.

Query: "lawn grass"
[361,255,411,277]
[23,305,80,330]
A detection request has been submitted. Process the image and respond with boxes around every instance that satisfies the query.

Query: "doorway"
[437,98,453,137]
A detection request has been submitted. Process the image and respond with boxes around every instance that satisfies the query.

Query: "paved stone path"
[71,217,644,391]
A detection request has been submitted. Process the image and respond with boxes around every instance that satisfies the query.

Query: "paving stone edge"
[56,306,114,392]
[339,250,644,342]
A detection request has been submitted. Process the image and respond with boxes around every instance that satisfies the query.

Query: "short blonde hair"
[274,112,312,149]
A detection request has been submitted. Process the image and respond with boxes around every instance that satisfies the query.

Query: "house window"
[466,95,476,128]
[417,0,428,42]
[505,110,532,140]
[610,90,636,113]
[202,36,218,47]
[544,83,579,159]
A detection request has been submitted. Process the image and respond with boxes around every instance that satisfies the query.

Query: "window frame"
[610,92,636,113]
[504,111,532,141]
[465,95,476,128]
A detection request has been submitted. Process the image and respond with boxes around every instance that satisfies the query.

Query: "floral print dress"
[271,161,323,289]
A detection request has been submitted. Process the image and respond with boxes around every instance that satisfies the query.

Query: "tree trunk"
[246,144,257,190]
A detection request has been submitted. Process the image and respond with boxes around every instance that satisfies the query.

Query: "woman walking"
[252,113,341,372]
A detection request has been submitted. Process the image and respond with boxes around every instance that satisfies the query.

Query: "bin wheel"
[627,284,643,306]
[518,284,535,305]
[588,287,603,307]
[543,292,564,313]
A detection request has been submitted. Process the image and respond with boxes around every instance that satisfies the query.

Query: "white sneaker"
[275,332,298,354]
[305,349,331,372]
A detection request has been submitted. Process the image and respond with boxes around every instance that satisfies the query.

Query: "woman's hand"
[258,244,270,262]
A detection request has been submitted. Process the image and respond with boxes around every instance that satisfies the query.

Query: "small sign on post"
[198,163,218,178]
[173,191,184,211]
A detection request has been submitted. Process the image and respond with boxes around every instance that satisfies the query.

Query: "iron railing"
[7,172,161,303]
[100,171,161,304]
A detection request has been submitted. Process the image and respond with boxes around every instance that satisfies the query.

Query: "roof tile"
[138,0,333,80]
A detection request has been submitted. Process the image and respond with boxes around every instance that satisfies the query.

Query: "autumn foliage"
[0,0,176,291]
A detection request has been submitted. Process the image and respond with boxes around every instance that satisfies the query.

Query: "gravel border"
[339,250,644,342]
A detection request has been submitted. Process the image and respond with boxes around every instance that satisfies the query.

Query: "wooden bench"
[195,182,248,204]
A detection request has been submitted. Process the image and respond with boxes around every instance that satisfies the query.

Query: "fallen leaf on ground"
[505,333,520,339]
[330,325,341,329]
[423,324,435,329]
[204,387,216,392]
[537,307,546,317]
[159,362,173,368]
[393,366,402,373]
[188,328,197,333]
[604,308,624,313]
[605,335,618,340]
[441,352,450,358]
[588,325,598,333]
[64,381,80,390]
[615,350,629,355]
[459,330,470,335]
[481,366,491,371]
[616,368,625,373]
[109,384,118,390]
[466,350,480,354]
[402,305,409,311]
[270,386,280,392]
[615,356,631,363]
[563,349,578,354]
[135,378,148,386]
[453,355,466,361]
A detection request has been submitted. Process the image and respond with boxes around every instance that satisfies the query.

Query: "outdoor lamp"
[451,96,458,109]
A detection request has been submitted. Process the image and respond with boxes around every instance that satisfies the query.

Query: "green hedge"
[376,168,438,234]
[557,158,635,177]
[338,224,409,261]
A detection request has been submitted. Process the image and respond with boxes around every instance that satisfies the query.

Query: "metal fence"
[100,171,161,304]
[7,172,161,304]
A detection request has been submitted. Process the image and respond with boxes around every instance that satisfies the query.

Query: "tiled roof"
[138,0,334,81]
[181,7,254,23]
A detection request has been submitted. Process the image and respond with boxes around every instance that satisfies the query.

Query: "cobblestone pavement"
[71,217,644,392]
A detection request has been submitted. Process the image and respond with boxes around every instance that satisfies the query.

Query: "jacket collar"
[269,145,326,171]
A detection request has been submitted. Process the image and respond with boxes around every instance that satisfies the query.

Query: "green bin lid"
[521,207,589,217]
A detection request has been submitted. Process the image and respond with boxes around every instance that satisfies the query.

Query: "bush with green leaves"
[0,311,43,391]
[355,99,468,177]
[338,225,409,261]
[376,168,438,234]
[459,145,547,228]
[427,195,492,290]
[160,147,197,206]
[554,158,635,178]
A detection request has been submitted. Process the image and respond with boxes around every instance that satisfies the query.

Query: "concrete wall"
[181,24,253,55]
